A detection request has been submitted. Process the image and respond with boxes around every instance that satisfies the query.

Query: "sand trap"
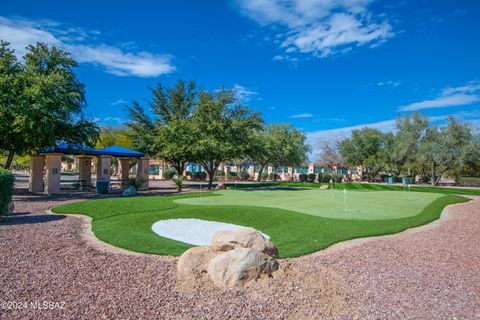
[151,218,270,246]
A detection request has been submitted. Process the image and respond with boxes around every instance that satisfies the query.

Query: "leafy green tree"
[339,127,391,181]
[393,113,429,176]
[191,88,263,189]
[418,116,473,186]
[96,126,133,149]
[249,124,310,181]
[125,79,197,175]
[0,42,99,169]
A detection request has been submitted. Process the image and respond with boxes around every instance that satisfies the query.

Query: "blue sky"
[1,0,480,156]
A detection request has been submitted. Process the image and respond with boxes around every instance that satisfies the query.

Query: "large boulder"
[212,228,279,258]
[122,186,137,197]
[207,247,279,288]
[177,246,218,278]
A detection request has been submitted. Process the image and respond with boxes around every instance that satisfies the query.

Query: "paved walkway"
[1,192,479,319]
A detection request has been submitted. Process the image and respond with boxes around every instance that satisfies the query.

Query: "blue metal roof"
[97,146,145,158]
[40,143,144,158]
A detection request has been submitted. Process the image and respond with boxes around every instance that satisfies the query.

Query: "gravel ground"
[1,193,480,319]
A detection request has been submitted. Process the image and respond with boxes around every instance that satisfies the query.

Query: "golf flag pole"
[343,188,347,213]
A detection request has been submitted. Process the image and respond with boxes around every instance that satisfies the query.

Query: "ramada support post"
[29,155,45,193]
[44,153,62,195]
[118,158,130,188]
[96,155,112,183]
[136,157,150,190]
[78,156,93,190]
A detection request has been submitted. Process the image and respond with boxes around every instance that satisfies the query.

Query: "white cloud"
[290,113,314,118]
[233,84,259,101]
[111,99,128,106]
[398,80,480,112]
[0,16,175,77]
[377,80,401,87]
[236,0,394,59]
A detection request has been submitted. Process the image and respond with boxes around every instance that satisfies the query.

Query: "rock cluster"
[177,228,279,288]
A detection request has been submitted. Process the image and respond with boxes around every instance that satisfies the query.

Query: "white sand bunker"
[151,218,270,246]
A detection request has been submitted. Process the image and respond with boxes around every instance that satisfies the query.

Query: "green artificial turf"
[220,181,480,195]
[52,189,469,258]
[175,189,443,220]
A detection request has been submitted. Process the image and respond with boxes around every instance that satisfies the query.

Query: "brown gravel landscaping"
[1,193,480,319]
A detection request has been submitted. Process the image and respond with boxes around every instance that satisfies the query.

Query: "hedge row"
[0,168,14,217]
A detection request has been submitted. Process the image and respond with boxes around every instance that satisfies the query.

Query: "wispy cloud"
[377,80,401,87]
[290,113,313,119]
[235,0,394,59]
[111,99,128,106]
[0,16,175,77]
[398,80,480,111]
[232,84,259,102]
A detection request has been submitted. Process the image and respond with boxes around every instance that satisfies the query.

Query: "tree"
[248,124,310,181]
[315,136,344,171]
[0,41,23,168]
[125,80,197,175]
[393,113,429,176]
[339,127,390,181]
[0,42,99,169]
[191,88,263,189]
[417,116,473,186]
[96,126,133,149]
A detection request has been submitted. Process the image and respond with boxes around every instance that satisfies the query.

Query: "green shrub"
[239,171,250,181]
[0,168,14,217]
[261,172,269,180]
[216,170,225,176]
[318,173,331,183]
[298,173,308,182]
[127,177,144,189]
[163,169,176,180]
[173,176,184,192]
[307,173,316,183]
[229,171,238,176]
[192,172,207,181]
[331,173,343,183]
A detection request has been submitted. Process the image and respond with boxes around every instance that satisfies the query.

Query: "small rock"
[212,228,279,258]
[122,186,137,197]
[207,247,279,288]
[177,246,219,278]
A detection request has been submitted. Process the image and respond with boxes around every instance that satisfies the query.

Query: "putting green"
[174,189,443,220]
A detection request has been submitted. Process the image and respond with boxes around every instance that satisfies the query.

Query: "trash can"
[402,177,414,185]
[384,176,393,184]
[96,180,109,194]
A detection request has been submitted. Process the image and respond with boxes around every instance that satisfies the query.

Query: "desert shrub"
[173,176,184,192]
[163,169,176,180]
[318,173,331,183]
[216,170,225,176]
[192,171,207,181]
[127,177,144,189]
[0,168,14,217]
[331,173,343,183]
[261,172,269,180]
[298,173,308,182]
[307,173,316,183]
[239,171,250,181]
[229,171,238,176]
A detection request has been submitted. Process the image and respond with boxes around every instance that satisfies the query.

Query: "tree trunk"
[257,164,266,182]
[4,150,14,170]
[430,164,436,187]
